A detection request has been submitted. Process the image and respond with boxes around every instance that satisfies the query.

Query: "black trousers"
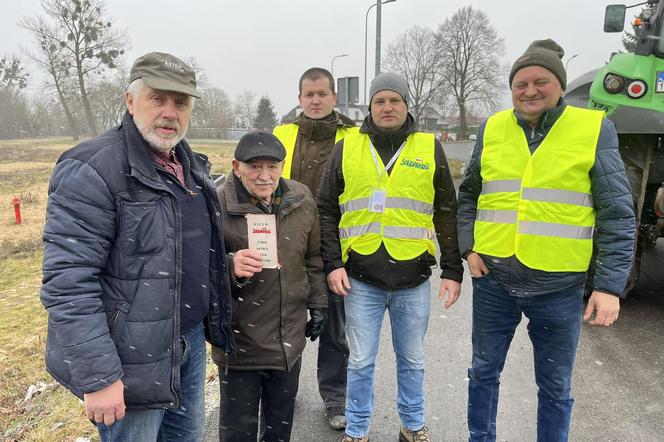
[219,360,301,442]
[317,290,349,409]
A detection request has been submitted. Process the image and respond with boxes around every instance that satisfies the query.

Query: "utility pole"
[375,0,382,76]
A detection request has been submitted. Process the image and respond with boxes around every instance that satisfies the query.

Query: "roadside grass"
[0,137,236,441]
[447,158,463,178]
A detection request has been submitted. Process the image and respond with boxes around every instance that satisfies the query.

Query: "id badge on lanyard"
[368,140,405,213]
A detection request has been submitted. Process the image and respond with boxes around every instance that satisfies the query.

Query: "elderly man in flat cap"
[457,39,635,441]
[213,131,327,442]
[41,52,235,441]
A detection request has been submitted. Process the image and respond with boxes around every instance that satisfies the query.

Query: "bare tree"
[436,6,505,140]
[385,26,445,128]
[22,17,81,140]
[181,55,210,89]
[234,90,256,128]
[192,87,234,129]
[89,68,127,130]
[22,0,128,136]
[0,55,29,90]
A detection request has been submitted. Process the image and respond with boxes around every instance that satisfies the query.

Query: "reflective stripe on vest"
[473,106,603,272]
[481,181,594,207]
[273,123,350,179]
[339,223,434,240]
[338,130,437,262]
[340,196,434,215]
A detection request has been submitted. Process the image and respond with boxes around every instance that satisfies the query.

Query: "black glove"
[305,308,327,342]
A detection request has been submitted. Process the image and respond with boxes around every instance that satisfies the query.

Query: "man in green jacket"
[273,67,355,430]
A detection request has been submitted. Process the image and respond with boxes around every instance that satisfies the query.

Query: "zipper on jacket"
[170,195,182,409]
[202,173,236,354]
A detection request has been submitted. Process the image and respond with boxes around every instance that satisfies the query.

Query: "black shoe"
[327,406,347,430]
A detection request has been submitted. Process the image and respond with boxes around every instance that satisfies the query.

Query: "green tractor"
[565,0,664,294]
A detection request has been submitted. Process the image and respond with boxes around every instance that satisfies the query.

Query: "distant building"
[280,105,366,126]
[279,105,485,139]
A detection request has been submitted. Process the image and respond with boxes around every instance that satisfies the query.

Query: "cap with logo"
[129,52,200,98]
[234,132,287,163]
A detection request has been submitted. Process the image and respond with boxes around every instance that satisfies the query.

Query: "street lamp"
[331,54,348,77]
[565,54,579,72]
[364,0,397,105]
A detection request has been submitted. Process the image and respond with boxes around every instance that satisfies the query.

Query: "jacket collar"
[514,97,567,136]
[294,110,355,141]
[224,173,304,217]
[359,112,416,152]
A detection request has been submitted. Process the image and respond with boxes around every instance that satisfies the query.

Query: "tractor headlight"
[603,73,625,93]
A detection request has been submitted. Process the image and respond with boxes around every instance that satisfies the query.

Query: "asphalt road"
[204,154,664,441]
[440,141,474,164]
[205,244,664,441]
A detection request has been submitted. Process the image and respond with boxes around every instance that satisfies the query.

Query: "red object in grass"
[12,196,21,224]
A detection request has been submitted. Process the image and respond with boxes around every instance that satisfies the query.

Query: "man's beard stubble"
[133,116,186,153]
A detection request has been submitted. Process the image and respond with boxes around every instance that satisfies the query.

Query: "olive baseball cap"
[129,52,201,98]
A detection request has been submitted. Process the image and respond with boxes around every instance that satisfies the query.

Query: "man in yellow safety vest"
[273,67,355,431]
[318,72,463,442]
[457,39,636,442]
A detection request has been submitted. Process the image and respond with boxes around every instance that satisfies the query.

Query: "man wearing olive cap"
[457,39,635,441]
[41,52,234,441]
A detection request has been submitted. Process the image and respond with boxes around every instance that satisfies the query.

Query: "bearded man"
[40,52,235,442]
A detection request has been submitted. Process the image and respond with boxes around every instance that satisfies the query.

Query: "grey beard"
[133,115,185,153]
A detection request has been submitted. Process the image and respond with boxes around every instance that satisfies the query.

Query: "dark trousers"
[219,359,301,442]
[317,290,349,409]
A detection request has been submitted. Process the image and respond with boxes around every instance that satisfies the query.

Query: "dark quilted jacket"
[41,112,234,408]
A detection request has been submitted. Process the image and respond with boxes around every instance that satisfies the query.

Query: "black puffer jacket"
[41,112,235,408]
[457,100,635,296]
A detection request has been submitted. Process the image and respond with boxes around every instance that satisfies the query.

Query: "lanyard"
[369,140,406,178]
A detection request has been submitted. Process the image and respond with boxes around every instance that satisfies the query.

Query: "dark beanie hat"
[509,39,566,90]
[369,72,409,105]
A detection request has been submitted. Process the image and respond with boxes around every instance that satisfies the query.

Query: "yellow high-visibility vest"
[273,123,354,179]
[338,130,437,262]
[474,106,603,272]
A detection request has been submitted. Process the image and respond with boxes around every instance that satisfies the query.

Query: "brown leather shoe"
[399,425,429,442]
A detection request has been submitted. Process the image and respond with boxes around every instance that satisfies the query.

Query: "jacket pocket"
[108,302,130,344]
[118,200,166,256]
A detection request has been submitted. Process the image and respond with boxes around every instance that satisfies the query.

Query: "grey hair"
[125,77,196,109]
[126,78,145,97]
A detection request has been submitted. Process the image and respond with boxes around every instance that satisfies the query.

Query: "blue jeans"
[467,273,583,442]
[344,278,431,438]
[97,323,206,442]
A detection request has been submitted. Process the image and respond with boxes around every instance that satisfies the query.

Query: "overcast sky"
[1,0,627,118]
